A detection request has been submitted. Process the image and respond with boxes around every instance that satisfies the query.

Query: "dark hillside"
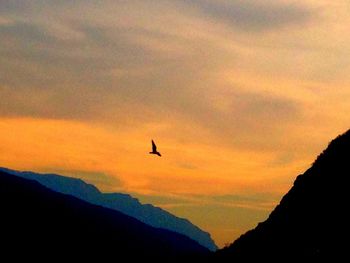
[216,130,350,262]
[0,170,208,262]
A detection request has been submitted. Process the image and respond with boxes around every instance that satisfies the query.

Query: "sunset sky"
[1,0,350,247]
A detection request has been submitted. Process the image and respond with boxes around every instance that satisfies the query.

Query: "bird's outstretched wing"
[152,140,157,151]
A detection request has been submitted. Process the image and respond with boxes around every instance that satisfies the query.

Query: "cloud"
[0,85,106,120]
[0,16,13,25]
[186,0,314,32]
[0,1,345,162]
[134,192,279,211]
[0,0,307,158]
[169,88,302,151]
[0,1,206,118]
[133,191,275,247]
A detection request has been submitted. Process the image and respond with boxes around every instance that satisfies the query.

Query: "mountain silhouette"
[0,169,209,262]
[0,167,217,251]
[216,129,350,262]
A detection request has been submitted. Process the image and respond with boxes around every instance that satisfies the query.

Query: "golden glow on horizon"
[0,117,306,194]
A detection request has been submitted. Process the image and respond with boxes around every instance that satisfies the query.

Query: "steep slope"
[0,167,217,251]
[0,170,209,261]
[216,129,350,261]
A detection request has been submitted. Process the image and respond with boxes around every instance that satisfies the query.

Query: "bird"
[149,140,161,156]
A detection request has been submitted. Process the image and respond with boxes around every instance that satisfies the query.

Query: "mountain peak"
[1,167,217,251]
[0,169,209,261]
[216,129,350,261]
[311,128,350,172]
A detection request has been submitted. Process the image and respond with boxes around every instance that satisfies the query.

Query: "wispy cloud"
[185,0,315,32]
[134,192,279,211]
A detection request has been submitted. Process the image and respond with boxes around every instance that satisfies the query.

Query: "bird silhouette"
[149,140,161,156]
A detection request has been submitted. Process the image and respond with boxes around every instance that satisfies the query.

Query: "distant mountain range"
[216,129,350,261]
[0,169,209,261]
[0,167,217,251]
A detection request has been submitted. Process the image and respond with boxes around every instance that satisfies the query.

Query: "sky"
[1,0,350,248]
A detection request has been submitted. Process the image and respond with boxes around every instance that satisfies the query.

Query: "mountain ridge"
[216,129,350,261]
[0,169,209,261]
[0,166,217,251]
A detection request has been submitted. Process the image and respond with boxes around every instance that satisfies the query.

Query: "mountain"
[0,167,217,251]
[0,169,209,261]
[216,129,350,261]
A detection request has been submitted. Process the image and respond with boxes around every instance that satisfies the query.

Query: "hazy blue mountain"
[0,169,209,262]
[216,129,350,261]
[0,167,217,251]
